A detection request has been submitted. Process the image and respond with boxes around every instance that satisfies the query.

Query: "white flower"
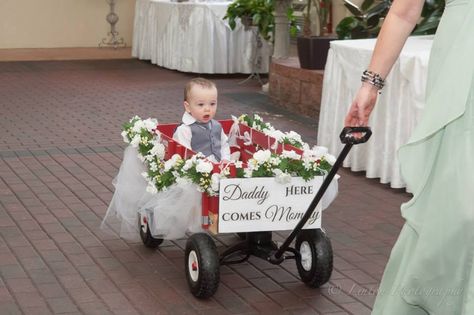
[149,143,165,159]
[312,146,328,158]
[170,154,181,162]
[254,114,262,121]
[140,136,149,145]
[269,157,281,166]
[164,160,173,171]
[182,159,194,171]
[121,131,129,143]
[211,173,220,192]
[247,159,258,170]
[281,150,301,160]
[302,158,312,170]
[273,168,283,176]
[130,135,141,148]
[195,160,213,173]
[132,120,145,133]
[149,162,158,172]
[243,168,253,178]
[264,129,285,141]
[194,152,205,159]
[234,161,243,168]
[253,150,271,164]
[141,172,149,179]
[164,154,181,171]
[146,183,158,194]
[144,118,158,132]
[324,154,337,165]
[275,171,292,184]
[285,131,303,143]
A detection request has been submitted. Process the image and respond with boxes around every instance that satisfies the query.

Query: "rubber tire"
[185,233,220,299]
[295,229,333,287]
[138,215,163,249]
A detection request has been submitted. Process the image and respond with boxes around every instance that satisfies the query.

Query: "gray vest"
[190,120,222,161]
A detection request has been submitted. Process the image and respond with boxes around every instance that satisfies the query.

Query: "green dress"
[371,1,474,314]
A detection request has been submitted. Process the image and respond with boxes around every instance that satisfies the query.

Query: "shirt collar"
[182,111,196,125]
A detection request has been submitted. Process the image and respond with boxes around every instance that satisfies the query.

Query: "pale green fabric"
[372,1,474,314]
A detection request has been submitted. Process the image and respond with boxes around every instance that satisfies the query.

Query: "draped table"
[132,0,270,74]
[317,36,434,188]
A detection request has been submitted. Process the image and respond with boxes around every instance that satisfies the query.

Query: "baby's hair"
[184,78,217,101]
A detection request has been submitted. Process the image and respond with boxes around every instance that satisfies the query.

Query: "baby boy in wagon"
[173,77,231,163]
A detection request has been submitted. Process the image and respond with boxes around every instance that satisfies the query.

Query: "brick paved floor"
[0,60,410,315]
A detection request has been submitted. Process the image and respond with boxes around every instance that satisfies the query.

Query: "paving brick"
[5,278,36,294]
[46,296,79,314]
[0,59,414,314]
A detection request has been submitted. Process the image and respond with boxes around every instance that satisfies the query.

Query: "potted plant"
[335,0,391,40]
[336,0,444,40]
[224,0,298,42]
[296,0,334,70]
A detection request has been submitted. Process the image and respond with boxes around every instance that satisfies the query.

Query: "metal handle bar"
[340,127,372,145]
[269,127,372,264]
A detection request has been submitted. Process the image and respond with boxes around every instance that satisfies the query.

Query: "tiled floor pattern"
[0,60,410,314]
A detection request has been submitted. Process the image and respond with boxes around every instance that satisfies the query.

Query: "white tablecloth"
[132,0,270,74]
[317,36,434,188]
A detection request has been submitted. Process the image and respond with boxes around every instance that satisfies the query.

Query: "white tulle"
[101,146,339,241]
[101,146,203,241]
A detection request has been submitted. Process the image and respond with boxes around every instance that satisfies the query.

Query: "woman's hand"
[344,83,380,127]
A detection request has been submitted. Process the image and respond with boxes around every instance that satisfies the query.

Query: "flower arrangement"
[237,114,306,149]
[121,115,336,196]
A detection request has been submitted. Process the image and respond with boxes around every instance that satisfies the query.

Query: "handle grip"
[339,127,372,144]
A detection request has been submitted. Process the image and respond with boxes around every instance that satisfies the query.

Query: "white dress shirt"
[173,112,231,162]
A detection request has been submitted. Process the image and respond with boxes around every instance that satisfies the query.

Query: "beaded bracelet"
[361,70,385,92]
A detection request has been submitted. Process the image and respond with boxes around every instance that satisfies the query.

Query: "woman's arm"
[344,0,425,127]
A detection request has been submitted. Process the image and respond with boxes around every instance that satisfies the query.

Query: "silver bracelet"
[361,70,385,91]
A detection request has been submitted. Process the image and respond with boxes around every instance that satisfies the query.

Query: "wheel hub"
[188,250,199,282]
[300,241,312,271]
[140,214,148,233]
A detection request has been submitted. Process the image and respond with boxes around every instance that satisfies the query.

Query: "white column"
[272,0,292,58]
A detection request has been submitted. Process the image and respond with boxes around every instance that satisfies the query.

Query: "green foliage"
[336,0,391,40]
[413,0,445,35]
[224,0,298,41]
[122,115,335,196]
[336,0,445,40]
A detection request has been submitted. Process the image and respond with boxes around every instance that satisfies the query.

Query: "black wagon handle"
[268,126,372,264]
[340,126,372,145]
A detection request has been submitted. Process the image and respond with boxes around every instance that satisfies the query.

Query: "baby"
[173,78,230,163]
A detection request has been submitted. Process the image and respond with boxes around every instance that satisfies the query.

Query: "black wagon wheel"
[138,213,163,249]
[185,233,220,299]
[295,228,333,287]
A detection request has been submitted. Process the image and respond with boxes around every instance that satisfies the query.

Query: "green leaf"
[361,0,375,11]
[336,17,360,39]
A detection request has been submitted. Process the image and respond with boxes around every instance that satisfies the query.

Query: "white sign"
[218,177,323,233]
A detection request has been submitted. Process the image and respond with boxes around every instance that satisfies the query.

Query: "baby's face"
[184,85,218,124]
